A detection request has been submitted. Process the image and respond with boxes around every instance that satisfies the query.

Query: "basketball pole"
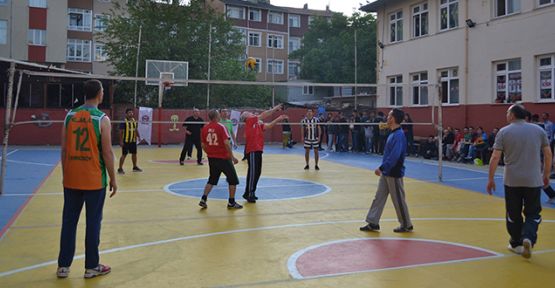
[133,25,142,108]
[1,62,15,195]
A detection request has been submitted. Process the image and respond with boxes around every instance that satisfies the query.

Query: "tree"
[290,12,377,84]
[103,0,271,108]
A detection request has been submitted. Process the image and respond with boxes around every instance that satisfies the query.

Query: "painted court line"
[1,218,554,278]
[0,149,19,159]
[6,159,57,166]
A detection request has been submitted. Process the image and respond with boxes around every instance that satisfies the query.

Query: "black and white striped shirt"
[301,117,320,140]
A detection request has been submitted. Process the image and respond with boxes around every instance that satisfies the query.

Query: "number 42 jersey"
[63,106,107,190]
[201,122,231,159]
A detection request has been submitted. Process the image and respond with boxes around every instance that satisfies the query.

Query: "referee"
[118,108,142,174]
[301,108,321,170]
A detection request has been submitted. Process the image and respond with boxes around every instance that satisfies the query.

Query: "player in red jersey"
[199,109,242,209]
[240,104,288,203]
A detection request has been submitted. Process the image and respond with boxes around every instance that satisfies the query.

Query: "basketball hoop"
[163,80,173,91]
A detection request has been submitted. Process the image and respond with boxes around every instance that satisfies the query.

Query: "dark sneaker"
[179,161,184,166]
[199,199,207,209]
[84,264,111,279]
[132,166,143,172]
[227,202,243,209]
[522,238,532,259]
[56,267,70,278]
[304,165,309,170]
[315,165,320,170]
[197,162,204,165]
[393,226,414,233]
[117,168,124,175]
[360,223,380,232]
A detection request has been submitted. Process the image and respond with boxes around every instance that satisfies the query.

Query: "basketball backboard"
[145,60,188,86]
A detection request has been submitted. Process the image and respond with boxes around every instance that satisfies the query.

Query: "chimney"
[326,5,329,11]
[303,3,308,9]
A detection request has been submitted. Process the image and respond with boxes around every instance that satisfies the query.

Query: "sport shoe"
[393,226,414,233]
[199,199,207,209]
[522,238,532,259]
[507,244,524,255]
[117,168,124,175]
[315,165,320,170]
[84,264,111,279]
[227,202,243,209]
[360,223,380,232]
[197,162,204,165]
[179,161,184,166]
[56,267,70,278]
[304,165,309,170]
[547,197,555,204]
[132,166,142,172]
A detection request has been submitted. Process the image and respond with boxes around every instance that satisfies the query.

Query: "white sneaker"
[84,264,111,279]
[56,267,70,278]
[547,197,555,204]
[522,239,532,259]
[507,244,523,255]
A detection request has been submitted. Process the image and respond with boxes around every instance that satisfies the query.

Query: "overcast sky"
[270,0,369,16]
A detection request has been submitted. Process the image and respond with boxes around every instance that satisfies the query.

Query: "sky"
[269,0,369,16]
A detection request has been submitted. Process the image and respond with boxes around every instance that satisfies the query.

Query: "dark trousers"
[180,136,202,163]
[504,186,542,247]
[543,185,555,199]
[58,187,106,269]
[244,151,262,198]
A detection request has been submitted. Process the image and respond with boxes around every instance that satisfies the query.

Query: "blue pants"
[58,187,106,269]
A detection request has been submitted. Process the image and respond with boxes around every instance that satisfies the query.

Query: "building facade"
[361,0,555,131]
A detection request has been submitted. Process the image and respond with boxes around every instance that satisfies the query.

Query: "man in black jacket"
[180,108,204,165]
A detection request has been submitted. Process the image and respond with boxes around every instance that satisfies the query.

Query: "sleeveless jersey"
[63,106,107,190]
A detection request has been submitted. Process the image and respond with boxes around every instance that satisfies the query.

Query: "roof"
[282,6,334,17]
[0,57,88,74]
[360,0,404,12]
[220,0,286,12]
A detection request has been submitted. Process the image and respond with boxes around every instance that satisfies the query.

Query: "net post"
[437,79,443,182]
[1,62,16,195]
[158,81,163,148]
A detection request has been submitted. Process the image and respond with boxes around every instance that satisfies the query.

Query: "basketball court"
[0,145,554,287]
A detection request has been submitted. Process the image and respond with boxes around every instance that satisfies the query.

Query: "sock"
[201,195,207,201]
[228,197,235,204]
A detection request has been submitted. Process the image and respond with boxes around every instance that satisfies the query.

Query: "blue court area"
[165,176,330,200]
[0,148,60,238]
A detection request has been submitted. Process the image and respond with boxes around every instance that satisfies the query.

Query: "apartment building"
[361,0,555,131]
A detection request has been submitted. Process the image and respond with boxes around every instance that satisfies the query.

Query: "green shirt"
[220,119,234,138]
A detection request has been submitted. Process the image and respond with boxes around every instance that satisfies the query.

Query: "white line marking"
[1,218,555,278]
[5,160,56,166]
[0,149,20,159]
[287,237,504,279]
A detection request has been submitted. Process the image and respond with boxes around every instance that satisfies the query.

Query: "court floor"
[0,146,554,288]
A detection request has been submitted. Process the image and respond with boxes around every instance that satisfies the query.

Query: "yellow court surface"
[0,147,554,288]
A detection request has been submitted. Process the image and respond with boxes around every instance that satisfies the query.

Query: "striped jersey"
[120,118,137,143]
[63,105,107,190]
[301,117,320,140]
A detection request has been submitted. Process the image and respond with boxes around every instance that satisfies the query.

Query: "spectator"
[443,127,455,160]
[337,112,349,152]
[326,113,337,151]
[420,135,437,159]
[402,113,414,156]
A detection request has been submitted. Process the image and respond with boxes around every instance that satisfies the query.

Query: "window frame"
[538,0,555,7]
[27,29,46,46]
[538,55,555,102]
[388,75,403,106]
[411,72,429,106]
[0,20,7,45]
[68,8,92,32]
[268,11,284,25]
[66,38,92,62]
[288,36,301,53]
[494,0,521,17]
[494,59,522,103]
[289,14,301,28]
[29,0,47,8]
[249,8,261,22]
[267,34,284,49]
[439,0,459,31]
[389,10,403,43]
[412,2,429,38]
[248,31,261,47]
[439,68,460,104]
[94,14,110,32]
[267,59,284,75]
[226,5,245,20]
[303,86,314,96]
[94,42,108,62]
[288,61,300,80]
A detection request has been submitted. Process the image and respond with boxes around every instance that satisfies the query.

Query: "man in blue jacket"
[360,108,414,233]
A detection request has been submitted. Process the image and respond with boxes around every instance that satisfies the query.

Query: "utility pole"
[133,25,142,108]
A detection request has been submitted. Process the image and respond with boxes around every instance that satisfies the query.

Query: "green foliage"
[290,12,377,84]
[103,0,271,108]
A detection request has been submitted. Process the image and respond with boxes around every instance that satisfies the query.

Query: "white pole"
[206,23,212,110]
[0,62,16,195]
[354,28,358,108]
[133,25,142,108]
[437,80,443,182]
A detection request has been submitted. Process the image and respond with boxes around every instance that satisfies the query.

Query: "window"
[412,72,428,105]
[390,11,403,43]
[66,39,91,62]
[440,0,458,31]
[253,58,262,73]
[308,16,315,26]
[94,42,107,61]
[538,55,554,100]
[440,68,459,104]
[235,28,247,45]
[27,29,46,46]
[288,61,300,80]
[495,0,520,17]
[289,14,300,28]
[267,59,284,74]
[539,0,555,6]
[389,75,403,106]
[289,37,301,53]
[303,86,314,95]
[249,8,261,21]
[248,31,261,47]
[0,0,7,6]
[494,59,521,103]
[267,34,284,49]
[226,6,244,19]
[68,8,92,31]
[29,0,47,8]
[0,20,6,45]
[412,3,428,38]
[268,11,284,25]
[94,14,110,32]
